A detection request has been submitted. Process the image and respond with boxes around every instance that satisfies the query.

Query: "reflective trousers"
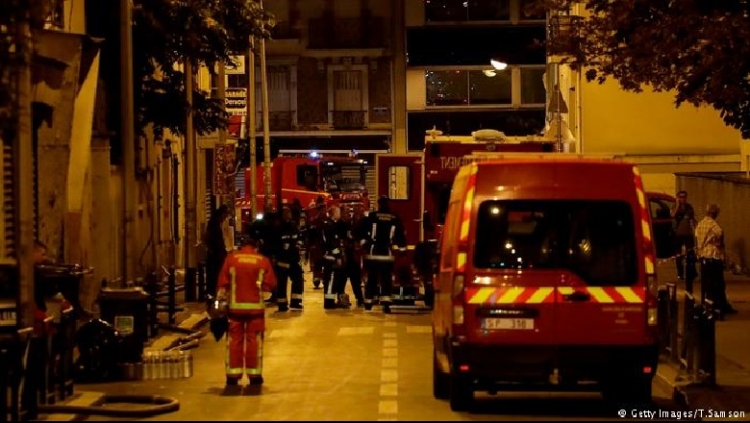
[226,316,265,379]
[275,262,304,306]
[322,259,344,309]
[364,259,394,306]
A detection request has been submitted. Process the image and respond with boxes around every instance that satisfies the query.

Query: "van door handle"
[564,291,591,302]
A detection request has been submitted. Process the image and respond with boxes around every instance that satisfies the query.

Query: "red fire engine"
[375,129,555,309]
[236,155,371,225]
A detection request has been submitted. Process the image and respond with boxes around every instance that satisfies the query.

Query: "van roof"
[473,158,633,169]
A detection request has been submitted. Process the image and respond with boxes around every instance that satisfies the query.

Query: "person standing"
[205,205,231,297]
[359,197,407,313]
[695,203,736,318]
[275,207,305,312]
[321,206,349,309]
[216,227,277,387]
[671,190,697,291]
[307,202,329,289]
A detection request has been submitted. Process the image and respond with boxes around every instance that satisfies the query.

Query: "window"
[473,200,638,286]
[519,0,547,20]
[296,165,318,191]
[426,69,511,106]
[521,67,547,105]
[425,0,511,22]
[388,166,410,200]
[469,69,512,105]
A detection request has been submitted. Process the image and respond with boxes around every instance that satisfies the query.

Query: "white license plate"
[482,318,535,330]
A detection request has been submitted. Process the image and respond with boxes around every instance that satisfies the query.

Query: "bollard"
[667,283,679,361]
[680,293,695,372]
[146,272,159,338]
[168,268,177,324]
[197,263,206,302]
[185,267,197,303]
[657,287,670,355]
[699,299,717,386]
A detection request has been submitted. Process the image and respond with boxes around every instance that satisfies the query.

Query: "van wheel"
[449,374,473,412]
[432,351,449,400]
[602,376,653,406]
[424,283,435,309]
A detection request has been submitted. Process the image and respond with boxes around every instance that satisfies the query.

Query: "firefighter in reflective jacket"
[276,206,305,312]
[216,228,277,386]
[359,197,407,313]
[307,202,330,289]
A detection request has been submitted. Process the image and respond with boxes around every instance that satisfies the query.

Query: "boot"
[290,299,303,311]
[337,293,351,308]
[226,377,240,386]
[277,300,289,312]
[249,375,264,385]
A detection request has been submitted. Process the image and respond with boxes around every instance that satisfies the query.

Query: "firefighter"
[307,202,329,289]
[359,196,407,313]
[321,206,349,309]
[254,209,281,305]
[275,206,305,312]
[216,225,277,387]
[339,205,365,307]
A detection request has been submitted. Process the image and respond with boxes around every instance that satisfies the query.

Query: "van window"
[473,200,638,286]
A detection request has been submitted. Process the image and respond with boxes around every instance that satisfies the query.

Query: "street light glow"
[490,59,508,70]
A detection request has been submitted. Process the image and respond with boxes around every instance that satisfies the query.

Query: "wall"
[296,57,329,126]
[581,79,740,155]
[676,173,750,273]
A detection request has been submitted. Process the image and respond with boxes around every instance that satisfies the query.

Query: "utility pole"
[258,0,272,210]
[120,0,137,281]
[13,6,35,329]
[245,43,258,215]
[184,61,198,280]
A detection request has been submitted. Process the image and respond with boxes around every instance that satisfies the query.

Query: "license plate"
[482,318,535,330]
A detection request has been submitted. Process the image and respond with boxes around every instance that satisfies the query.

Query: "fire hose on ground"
[37,394,180,417]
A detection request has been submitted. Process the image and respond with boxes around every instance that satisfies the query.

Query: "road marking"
[384,321,397,327]
[383,339,398,348]
[406,325,431,334]
[382,348,398,357]
[380,369,398,383]
[267,329,304,338]
[337,326,375,336]
[383,332,397,338]
[380,383,398,396]
[381,357,398,368]
[378,400,398,415]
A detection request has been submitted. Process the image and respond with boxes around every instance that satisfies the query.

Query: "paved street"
[75,275,692,422]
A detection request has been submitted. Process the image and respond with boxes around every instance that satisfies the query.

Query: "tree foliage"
[132,0,274,137]
[538,0,750,138]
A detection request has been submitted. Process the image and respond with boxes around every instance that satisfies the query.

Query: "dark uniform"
[359,197,407,313]
[340,206,365,307]
[307,204,330,289]
[255,211,281,304]
[321,212,348,309]
[275,208,305,311]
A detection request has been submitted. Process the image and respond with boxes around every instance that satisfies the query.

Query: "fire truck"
[375,129,555,309]
[235,155,371,225]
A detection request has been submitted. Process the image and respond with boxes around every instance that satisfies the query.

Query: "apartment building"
[212,0,396,159]
[401,0,550,152]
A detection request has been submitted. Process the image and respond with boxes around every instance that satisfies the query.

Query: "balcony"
[270,22,301,40]
[257,111,296,131]
[307,17,386,50]
[332,111,366,130]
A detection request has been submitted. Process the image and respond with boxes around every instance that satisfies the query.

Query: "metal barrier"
[657,283,718,386]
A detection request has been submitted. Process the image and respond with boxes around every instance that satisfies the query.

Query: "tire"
[432,351,450,400]
[449,373,473,412]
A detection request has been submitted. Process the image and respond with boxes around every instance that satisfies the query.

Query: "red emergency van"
[432,155,659,410]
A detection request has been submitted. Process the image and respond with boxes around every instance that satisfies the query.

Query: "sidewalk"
[654,262,750,419]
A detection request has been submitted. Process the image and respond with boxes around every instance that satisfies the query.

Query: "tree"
[131,0,273,137]
[538,0,750,138]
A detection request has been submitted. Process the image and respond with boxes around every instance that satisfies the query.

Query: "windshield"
[473,200,638,287]
[321,163,366,192]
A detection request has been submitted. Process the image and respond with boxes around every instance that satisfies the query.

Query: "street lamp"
[490,59,508,70]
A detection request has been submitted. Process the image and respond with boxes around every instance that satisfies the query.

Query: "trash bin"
[98,287,149,363]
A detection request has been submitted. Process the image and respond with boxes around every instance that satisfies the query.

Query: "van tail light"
[633,166,659,329]
[646,276,658,327]
[451,272,466,334]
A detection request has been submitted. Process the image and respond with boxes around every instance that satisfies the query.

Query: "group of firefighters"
[207,196,408,387]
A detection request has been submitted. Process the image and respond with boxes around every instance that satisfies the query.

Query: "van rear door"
[464,202,558,346]
[468,199,646,346]
[550,200,647,345]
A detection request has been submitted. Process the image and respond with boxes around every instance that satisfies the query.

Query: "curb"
[654,365,691,409]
